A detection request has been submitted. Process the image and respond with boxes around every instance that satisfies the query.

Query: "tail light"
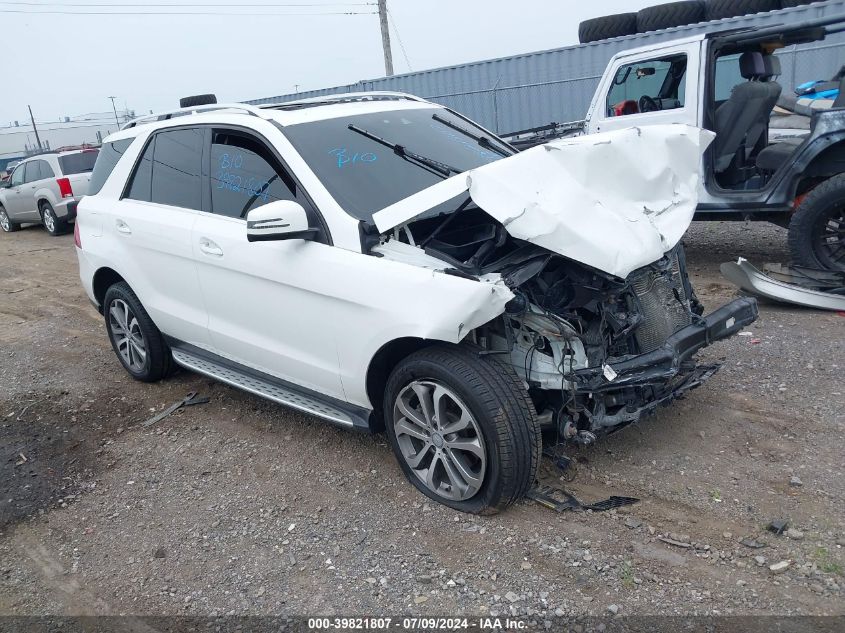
[74,220,81,248]
[57,177,73,199]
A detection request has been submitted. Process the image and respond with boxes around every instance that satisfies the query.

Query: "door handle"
[115,219,132,234]
[199,237,223,257]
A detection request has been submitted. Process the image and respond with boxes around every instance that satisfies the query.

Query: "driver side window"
[606,54,687,118]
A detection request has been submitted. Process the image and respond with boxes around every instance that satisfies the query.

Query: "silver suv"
[0,148,99,235]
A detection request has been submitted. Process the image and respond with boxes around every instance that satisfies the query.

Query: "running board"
[170,347,372,431]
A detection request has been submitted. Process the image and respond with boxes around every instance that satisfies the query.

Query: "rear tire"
[0,206,20,232]
[578,12,638,44]
[40,202,67,236]
[637,1,705,32]
[384,345,541,514]
[103,282,174,382]
[705,0,781,21]
[788,174,845,272]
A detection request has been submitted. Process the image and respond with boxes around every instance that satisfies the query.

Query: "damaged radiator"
[630,251,693,353]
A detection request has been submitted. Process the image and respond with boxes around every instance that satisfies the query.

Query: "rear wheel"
[0,207,20,232]
[40,202,67,236]
[788,174,845,271]
[103,282,174,382]
[384,345,541,514]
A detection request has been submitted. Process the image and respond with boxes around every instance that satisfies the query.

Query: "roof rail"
[121,103,267,130]
[264,91,430,111]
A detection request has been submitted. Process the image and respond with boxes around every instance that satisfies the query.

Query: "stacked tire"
[578,13,638,45]
[637,1,705,33]
[579,0,804,44]
[705,0,780,21]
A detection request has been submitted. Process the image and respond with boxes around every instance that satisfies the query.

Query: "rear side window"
[89,139,132,195]
[38,160,55,179]
[58,150,99,175]
[125,128,203,210]
[210,130,297,218]
[126,137,154,201]
[23,161,40,182]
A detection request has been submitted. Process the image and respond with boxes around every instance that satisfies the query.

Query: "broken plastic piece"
[142,392,210,428]
[721,258,845,311]
[767,519,789,535]
[527,484,638,513]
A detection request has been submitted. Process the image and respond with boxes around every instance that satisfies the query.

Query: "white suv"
[76,93,757,513]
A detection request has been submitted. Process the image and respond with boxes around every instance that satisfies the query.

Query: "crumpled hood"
[373,124,715,279]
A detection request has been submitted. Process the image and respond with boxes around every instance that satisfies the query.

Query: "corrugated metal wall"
[245,0,845,133]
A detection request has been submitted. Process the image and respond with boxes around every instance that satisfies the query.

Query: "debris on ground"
[141,392,210,427]
[768,519,790,535]
[527,484,638,513]
[721,258,845,311]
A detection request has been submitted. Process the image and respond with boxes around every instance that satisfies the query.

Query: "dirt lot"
[1,221,843,620]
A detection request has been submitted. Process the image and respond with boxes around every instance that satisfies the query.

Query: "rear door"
[190,126,345,399]
[110,127,212,348]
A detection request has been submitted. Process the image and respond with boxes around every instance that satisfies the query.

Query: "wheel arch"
[92,267,127,311]
[789,135,845,200]
[365,337,438,432]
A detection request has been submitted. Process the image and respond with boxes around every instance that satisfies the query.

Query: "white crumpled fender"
[374,124,714,279]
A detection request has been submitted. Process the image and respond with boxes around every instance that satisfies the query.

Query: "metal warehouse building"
[245,0,845,135]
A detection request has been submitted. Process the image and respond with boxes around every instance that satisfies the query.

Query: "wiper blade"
[432,113,513,158]
[347,124,462,179]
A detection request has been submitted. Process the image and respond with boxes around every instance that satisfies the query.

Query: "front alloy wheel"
[0,208,18,232]
[393,380,487,502]
[384,345,541,514]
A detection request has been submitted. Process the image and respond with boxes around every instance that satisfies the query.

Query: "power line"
[1,1,375,5]
[387,7,412,72]
[0,8,376,14]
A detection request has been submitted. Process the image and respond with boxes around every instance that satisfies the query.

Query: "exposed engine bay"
[371,204,755,444]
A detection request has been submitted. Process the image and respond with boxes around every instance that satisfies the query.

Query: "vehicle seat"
[752,55,800,174]
[713,52,779,175]
[756,137,803,172]
[745,55,784,158]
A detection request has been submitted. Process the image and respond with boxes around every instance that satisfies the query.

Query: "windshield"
[282,107,511,223]
[58,150,99,175]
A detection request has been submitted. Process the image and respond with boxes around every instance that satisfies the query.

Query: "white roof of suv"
[118,92,441,134]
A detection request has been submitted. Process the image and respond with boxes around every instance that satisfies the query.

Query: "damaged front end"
[370,124,758,442]
[375,207,757,442]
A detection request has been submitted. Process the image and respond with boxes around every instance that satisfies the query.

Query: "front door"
[190,127,345,400]
[587,42,701,136]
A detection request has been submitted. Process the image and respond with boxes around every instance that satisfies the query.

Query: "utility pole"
[28,105,42,150]
[108,96,120,127]
[377,0,394,76]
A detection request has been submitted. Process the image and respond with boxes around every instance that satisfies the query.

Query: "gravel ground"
[0,221,843,619]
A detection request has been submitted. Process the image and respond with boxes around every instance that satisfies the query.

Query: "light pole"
[108,96,120,127]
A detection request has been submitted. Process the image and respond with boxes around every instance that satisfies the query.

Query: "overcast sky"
[1,0,658,124]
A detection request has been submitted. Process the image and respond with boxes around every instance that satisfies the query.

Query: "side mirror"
[246,200,317,243]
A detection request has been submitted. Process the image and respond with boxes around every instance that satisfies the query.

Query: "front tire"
[103,282,173,382]
[788,174,845,272]
[0,206,20,232]
[40,202,67,236]
[384,345,541,514]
